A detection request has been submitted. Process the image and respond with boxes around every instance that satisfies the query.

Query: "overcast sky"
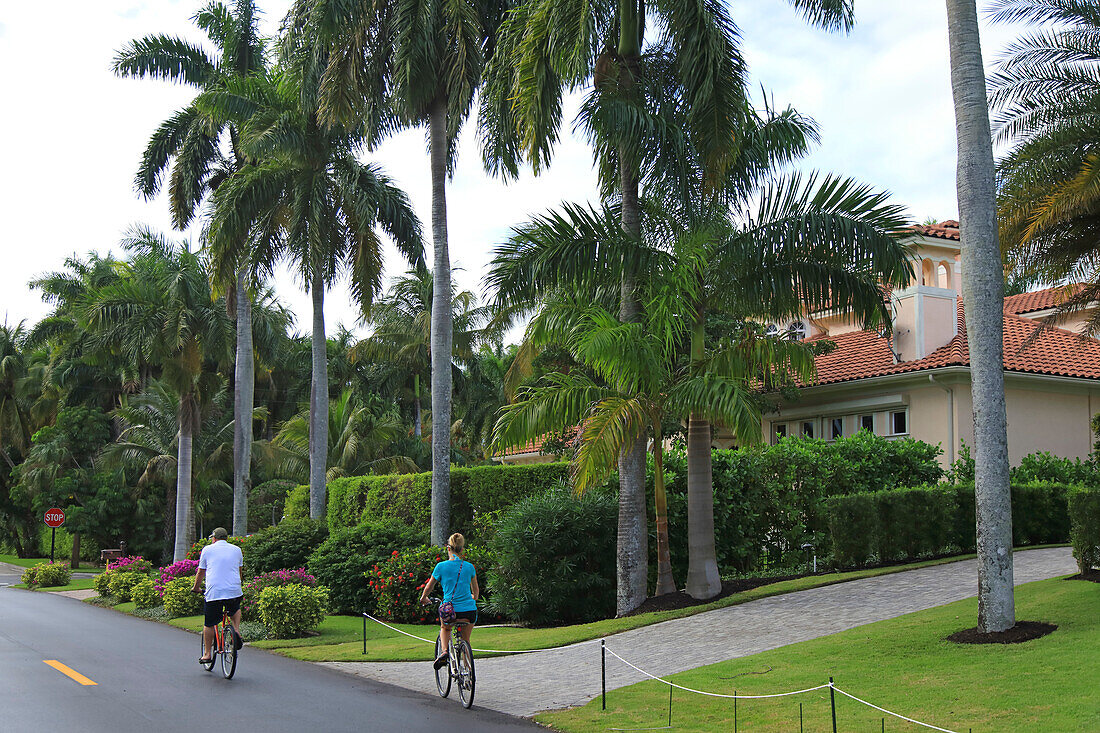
[0,1,1023,338]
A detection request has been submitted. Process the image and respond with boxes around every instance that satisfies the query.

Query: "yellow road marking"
[43,660,97,686]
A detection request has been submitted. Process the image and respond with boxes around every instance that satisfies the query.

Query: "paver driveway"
[326,546,1076,717]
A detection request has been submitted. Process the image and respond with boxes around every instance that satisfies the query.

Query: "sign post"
[43,508,65,563]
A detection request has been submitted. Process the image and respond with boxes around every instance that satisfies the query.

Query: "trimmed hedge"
[1069,486,1100,573]
[258,584,328,638]
[243,518,328,574]
[325,462,571,533]
[825,482,1074,568]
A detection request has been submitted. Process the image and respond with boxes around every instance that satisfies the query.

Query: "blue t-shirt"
[431,558,477,613]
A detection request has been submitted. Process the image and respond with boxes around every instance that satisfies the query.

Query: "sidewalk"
[325,546,1076,717]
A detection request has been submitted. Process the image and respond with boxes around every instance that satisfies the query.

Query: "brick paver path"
[325,547,1076,717]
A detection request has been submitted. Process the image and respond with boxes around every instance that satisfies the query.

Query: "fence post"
[734,691,738,733]
[799,702,803,733]
[362,614,367,656]
[830,677,838,733]
[668,683,673,727]
[601,640,606,711]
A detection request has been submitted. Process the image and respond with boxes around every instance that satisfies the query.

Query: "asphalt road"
[0,587,540,732]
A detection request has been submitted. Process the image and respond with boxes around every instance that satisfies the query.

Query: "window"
[774,423,787,443]
[786,322,807,341]
[860,414,874,433]
[831,418,843,440]
[801,421,814,438]
[764,324,779,338]
[890,410,908,435]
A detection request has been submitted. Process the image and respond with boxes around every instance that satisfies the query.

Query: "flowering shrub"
[93,556,153,597]
[185,536,246,561]
[108,571,146,602]
[106,556,153,574]
[154,559,199,597]
[93,570,112,595]
[163,576,202,618]
[257,583,328,638]
[21,561,72,588]
[242,568,317,621]
[366,545,445,624]
[131,578,159,609]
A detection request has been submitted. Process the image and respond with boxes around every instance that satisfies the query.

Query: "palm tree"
[480,0,855,614]
[114,0,267,536]
[989,0,1100,332]
[946,0,1015,633]
[202,67,423,522]
[287,0,509,546]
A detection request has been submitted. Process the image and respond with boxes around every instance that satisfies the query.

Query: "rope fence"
[362,612,596,654]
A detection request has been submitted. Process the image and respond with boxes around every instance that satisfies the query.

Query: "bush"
[131,578,159,609]
[1013,483,1070,546]
[108,570,146,602]
[283,484,310,521]
[93,569,112,595]
[21,561,71,588]
[163,576,203,617]
[185,536,246,561]
[826,493,879,567]
[366,545,447,623]
[154,559,198,597]
[257,583,328,638]
[307,518,428,614]
[250,479,298,531]
[243,518,328,574]
[1011,451,1097,485]
[242,568,318,621]
[1069,487,1100,573]
[107,555,153,574]
[487,489,617,626]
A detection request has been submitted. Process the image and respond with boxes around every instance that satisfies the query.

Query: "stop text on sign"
[43,508,66,528]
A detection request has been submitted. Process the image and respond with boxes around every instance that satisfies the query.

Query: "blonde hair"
[447,533,466,554]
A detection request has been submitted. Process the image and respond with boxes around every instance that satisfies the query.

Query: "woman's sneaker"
[433,652,449,670]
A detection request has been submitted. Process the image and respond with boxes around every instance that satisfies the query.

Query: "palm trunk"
[173,410,193,562]
[309,272,329,521]
[652,421,676,596]
[232,266,253,536]
[946,0,1014,633]
[686,312,721,599]
[413,373,423,439]
[69,533,80,569]
[429,96,453,547]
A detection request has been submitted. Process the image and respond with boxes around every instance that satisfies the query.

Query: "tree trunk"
[652,423,676,596]
[173,411,193,562]
[70,532,80,570]
[946,0,1015,634]
[686,313,721,599]
[413,373,422,439]
[429,96,453,547]
[232,266,253,536]
[309,272,329,521]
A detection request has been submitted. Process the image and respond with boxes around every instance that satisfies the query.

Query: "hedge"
[825,482,1074,568]
[324,462,571,533]
[1069,486,1100,573]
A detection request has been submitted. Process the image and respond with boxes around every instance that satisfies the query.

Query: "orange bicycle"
[193,593,238,679]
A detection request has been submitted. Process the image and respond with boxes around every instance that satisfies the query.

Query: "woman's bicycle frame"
[194,592,238,680]
[427,596,475,708]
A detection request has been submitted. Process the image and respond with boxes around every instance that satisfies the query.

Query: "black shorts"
[446,609,477,626]
[204,596,242,627]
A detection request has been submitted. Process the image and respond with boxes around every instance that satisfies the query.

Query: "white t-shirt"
[198,540,244,601]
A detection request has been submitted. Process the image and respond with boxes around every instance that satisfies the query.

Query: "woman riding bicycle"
[419,532,479,670]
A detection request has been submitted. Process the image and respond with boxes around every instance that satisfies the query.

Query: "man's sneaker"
[433,653,449,670]
[232,629,243,650]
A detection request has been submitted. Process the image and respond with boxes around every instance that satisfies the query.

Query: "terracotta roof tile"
[502,427,578,457]
[908,220,960,241]
[1003,284,1085,316]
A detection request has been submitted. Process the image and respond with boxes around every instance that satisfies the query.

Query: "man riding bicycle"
[192,527,244,665]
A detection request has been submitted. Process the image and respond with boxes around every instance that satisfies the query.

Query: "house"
[764,221,1100,468]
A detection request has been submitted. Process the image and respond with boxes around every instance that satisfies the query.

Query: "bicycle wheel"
[456,640,475,709]
[221,623,238,679]
[200,633,215,672]
[434,635,451,698]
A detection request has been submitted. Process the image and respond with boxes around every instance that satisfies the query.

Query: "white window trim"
[888,409,909,436]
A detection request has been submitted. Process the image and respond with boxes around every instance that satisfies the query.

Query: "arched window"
[786,322,807,341]
[922,259,935,286]
[937,262,951,289]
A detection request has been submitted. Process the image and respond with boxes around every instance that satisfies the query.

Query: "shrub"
[242,568,318,621]
[875,486,956,562]
[249,479,298,531]
[1011,451,1097,485]
[131,578,159,609]
[366,545,447,624]
[1069,486,1100,573]
[108,570,146,602]
[185,536,246,561]
[107,555,153,574]
[1012,483,1070,546]
[163,576,203,617]
[243,518,328,574]
[154,559,199,596]
[307,518,428,614]
[93,570,112,595]
[21,561,71,588]
[826,493,879,567]
[487,489,617,626]
[283,484,310,521]
[257,583,328,638]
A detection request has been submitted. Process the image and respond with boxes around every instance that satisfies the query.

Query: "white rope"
[603,647,831,700]
[831,685,961,733]
[361,613,594,655]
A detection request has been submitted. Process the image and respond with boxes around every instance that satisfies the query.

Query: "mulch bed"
[624,575,800,616]
[947,621,1057,645]
[1067,570,1100,583]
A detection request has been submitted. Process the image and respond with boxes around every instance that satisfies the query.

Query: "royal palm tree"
[202,67,423,521]
[946,0,1015,633]
[286,0,509,546]
[114,0,267,536]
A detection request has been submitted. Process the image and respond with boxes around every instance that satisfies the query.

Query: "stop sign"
[43,508,65,528]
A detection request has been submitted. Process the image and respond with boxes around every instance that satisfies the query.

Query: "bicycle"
[427,596,475,708]
[193,592,238,680]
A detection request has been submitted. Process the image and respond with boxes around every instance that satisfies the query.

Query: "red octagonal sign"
[43,508,65,528]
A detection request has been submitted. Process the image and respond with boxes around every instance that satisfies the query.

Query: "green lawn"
[13,577,98,592]
[0,554,105,573]
[538,576,1100,733]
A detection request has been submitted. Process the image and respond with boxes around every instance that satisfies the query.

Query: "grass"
[13,577,98,592]
[0,554,105,573]
[537,576,1100,733]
